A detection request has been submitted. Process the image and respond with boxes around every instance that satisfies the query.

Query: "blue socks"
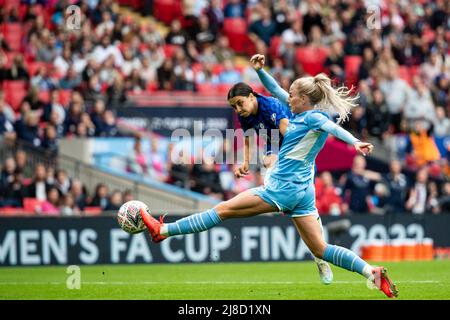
[166,209,222,236]
[323,244,370,276]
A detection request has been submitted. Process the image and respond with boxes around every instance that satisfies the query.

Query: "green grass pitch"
[0,260,449,300]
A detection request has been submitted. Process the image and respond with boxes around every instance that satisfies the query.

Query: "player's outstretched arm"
[320,120,373,156]
[250,54,289,105]
[305,112,373,156]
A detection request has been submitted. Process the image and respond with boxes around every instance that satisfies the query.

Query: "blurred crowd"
[0,148,134,215]
[0,0,450,215]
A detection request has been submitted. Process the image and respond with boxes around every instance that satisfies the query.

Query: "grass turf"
[0,260,449,300]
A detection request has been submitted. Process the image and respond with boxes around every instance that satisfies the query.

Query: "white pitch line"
[0,280,441,285]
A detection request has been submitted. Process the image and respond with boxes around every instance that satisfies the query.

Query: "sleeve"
[305,112,360,145]
[269,98,290,127]
[256,68,289,104]
[320,119,360,145]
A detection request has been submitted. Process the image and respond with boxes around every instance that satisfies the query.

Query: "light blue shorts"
[252,178,318,217]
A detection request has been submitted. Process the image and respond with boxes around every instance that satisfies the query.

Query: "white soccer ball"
[117,200,148,234]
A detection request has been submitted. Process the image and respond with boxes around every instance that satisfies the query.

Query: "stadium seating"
[23,198,42,213]
[83,206,103,216]
[344,55,362,88]
[1,23,23,52]
[295,46,329,76]
[2,80,28,110]
[222,18,254,54]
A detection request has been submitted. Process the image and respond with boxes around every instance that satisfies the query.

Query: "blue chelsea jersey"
[269,110,330,184]
[238,95,292,153]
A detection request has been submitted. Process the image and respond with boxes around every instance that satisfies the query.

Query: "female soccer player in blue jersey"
[140,69,398,298]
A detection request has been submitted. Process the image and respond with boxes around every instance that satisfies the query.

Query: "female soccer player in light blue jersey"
[140,64,398,298]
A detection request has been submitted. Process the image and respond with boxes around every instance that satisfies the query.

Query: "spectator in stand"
[91,35,124,67]
[40,186,61,215]
[384,159,409,214]
[70,179,87,211]
[123,189,134,202]
[54,46,73,78]
[27,163,52,202]
[2,170,26,208]
[168,145,192,189]
[23,86,44,111]
[126,69,146,93]
[141,20,164,46]
[165,20,188,48]
[127,136,149,176]
[404,76,436,129]
[54,169,71,196]
[49,110,65,138]
[107,74,127,108]
[121,48,142,78]
[64,100,84,136]
[433,106,450,138]
[193,14,217,47]
[60,193,81,216]
[205,0,224,34]
[59,66,82,89]
[30,66,57,91]
[90,183,110,210]
[173,53,195,91]
[0,102,15,140]
[379,63,410,133]
[358,47,376,81]
[405,167,430,214]
[365,89,391,141]
[280,17,306,70]
[36,32,60,63]
[368,183,390,215]
[0,90,15,123]
[216,59,242,84]
[42,124,59,155]
[249,7,278,47]
[408,120,441,168]
[316,171,344,215]
[90,99,106,132]
[105,190,122,211]
[149,137,167,182]
[0,53,8,82]
[0,157,16,190]
[16,111,42,147]
[98,110,119,137]
[224,0,246,18]
[420,51,443,87]
[438,182,450,213]
[431,74,449,109]
[214,35,235,63]
[427,181,440,214]
[46,166,55,185]
[302,3,324,40]
[6,54,29,81]
[324,41,345,83]
[191,157,224,199]
[15,149,32,179]
[342,155,382,214]
[79,112,96,137]
[41,89,66,123]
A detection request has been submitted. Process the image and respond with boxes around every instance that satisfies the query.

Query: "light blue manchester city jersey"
[269,109,330,185]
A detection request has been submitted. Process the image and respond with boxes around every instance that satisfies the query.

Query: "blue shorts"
[252,178,318,218]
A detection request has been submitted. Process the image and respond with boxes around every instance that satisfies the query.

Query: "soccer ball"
[117,200,148,234]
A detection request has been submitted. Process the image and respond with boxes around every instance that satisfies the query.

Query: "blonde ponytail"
[293,73,359,124]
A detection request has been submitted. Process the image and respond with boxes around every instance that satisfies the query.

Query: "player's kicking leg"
[140,189,276,242]
[292,214,398,298]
